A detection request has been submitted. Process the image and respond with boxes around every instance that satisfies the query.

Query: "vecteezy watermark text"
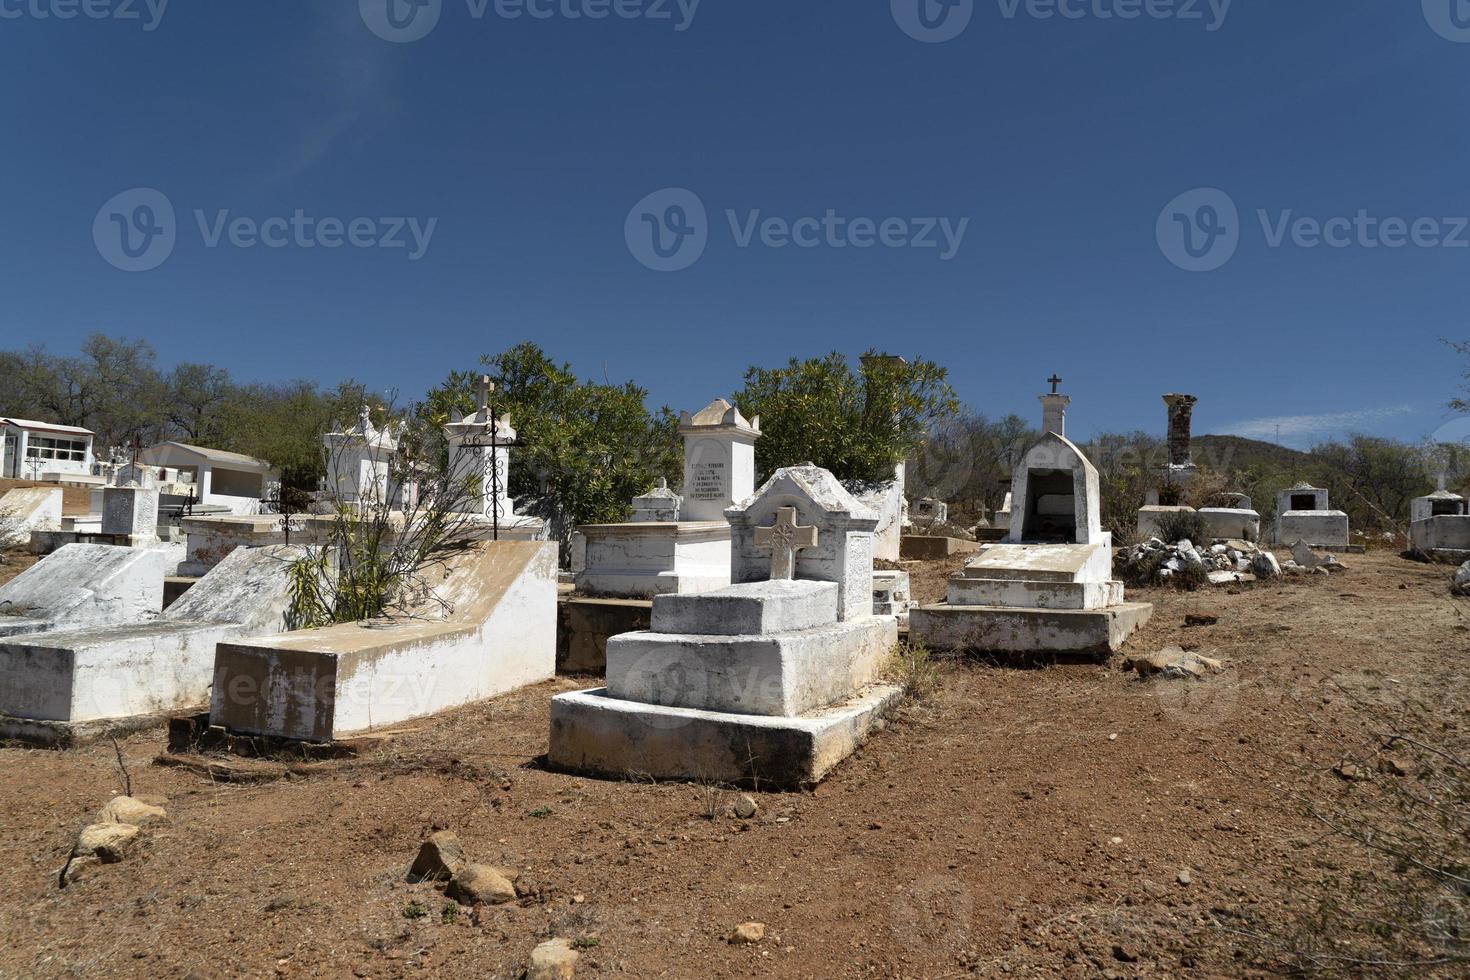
[1157,188,1470,272]
[93,188,437,272]
[359,0,699,43]
[1423,0,1470,43]
[0,0,167,30]
[892,0,1231,43]
[625,188,969,272]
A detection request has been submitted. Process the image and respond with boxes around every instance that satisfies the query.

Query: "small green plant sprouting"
[572,936,601,950]
[440,903,459,925]
[890,641,943,702]
[402,901,427,920]
[529,805,553,819]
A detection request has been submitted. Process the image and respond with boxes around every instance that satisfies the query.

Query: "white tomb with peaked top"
[1409,479,1470,561]
[550,464,900,788]
[322,407,399,508]
[910,391,1152,656]
[443,376,545,539]
[1274,483,1350,549]
[575,398,759,598]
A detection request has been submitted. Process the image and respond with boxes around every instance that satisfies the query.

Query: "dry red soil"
[0,550,1465,978]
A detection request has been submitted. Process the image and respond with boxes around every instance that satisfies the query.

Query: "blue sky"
[2,1,1468,449]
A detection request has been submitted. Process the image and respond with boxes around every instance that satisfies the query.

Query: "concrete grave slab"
[0,487,63,546]
[0,544,306,745]
[210,540,557,742]
[0,544,166,638]
[650,580,839,637]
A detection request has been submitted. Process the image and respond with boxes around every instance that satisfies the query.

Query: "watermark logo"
[360,0,442,42]
[892,0,974,43]
[996,0,1232,31]
[1424,0,1470,43]
[93,188,176,273]
[1159,188,1470,272]
[1432,416,1470,450]
[0,0,169,31]
[626,187,971,272]
[1157,187,1239,272]
[93,188,437,272]
[360,0,699,42]
[626,188,708,272]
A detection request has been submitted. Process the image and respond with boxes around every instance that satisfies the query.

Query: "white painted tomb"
[443,377,545,539]
[911,497,948,525]
[845,463,905,562]
[910,423,1152,657]
[631,478,682,523]
[0,487,63,547]
[0,544,306,744]
[992,491,1012,532]
[0,544,166,638]
[872,569,913,621]
[101,484,161,546]
[1274,483,1350,549]
[321,407,400,509]
[550,466,900,788]
[1409,482,1470,561]
[209,540,557,742]
[1135,505,1195,542]
[575,399,759,598]
[1198,493,1262,542]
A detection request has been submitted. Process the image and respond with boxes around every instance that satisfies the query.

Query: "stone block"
[1198,507,1261,542]
[1410,515,1470,561]
[649,580,838,637]
[900,535,981,560]
[944,577,1123,611]
[1276,511,1350,549]
[0,487,63,546]
[548,684,902,789]
[606,615,896,717]
[557,597,651,674]
[908,602,1154,657]
[210,541,557,742]
[574,522,732,599]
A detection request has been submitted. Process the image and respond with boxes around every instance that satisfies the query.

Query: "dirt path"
[0,551,1464,978]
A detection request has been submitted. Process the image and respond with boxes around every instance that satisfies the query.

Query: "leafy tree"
[1451,339,1469,414]
[908,410,1037,522]
[735,351,959,484]
[423,344,681,552]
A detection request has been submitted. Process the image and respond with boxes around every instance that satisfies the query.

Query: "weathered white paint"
[0,487,63,546]
[0,544,166,638]
[575,522,732,598]
[678,399,760,522]
[210,541,557,741]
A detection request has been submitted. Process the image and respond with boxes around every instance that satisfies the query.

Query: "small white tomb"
[1409,482,1470,561]
[0,544,166,638]
[550,464,900,788]
[1274,483,1350,549]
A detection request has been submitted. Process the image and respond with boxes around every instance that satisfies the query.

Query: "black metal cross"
[1047,374,1063,394]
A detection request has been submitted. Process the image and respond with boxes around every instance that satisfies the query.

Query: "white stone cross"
[753,506,818,581]
[475,375,494,414]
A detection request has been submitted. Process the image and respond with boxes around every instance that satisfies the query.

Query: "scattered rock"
[730,922,766,945]
[97,796,167,827]
[1334,762,1365,782]
[1252,551,1282,580]
[1454,561,1470,597]
[446,863,517,906]
[1177,868,1193,886]
[408,830,466,882]
[732,795,759,820]
[1377,757,1411,777]
[1127,647,1224,681]
[528,938,579,979]
[74,822,140,862]
[1183,614,1219,628]
[1112,943,1140,963]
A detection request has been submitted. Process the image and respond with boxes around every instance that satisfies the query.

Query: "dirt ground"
[0,548,40,589]
[0,550,1466,978]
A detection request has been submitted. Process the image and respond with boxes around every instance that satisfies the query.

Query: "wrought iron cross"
[1047,374,1062,394]
[753,507,819,581]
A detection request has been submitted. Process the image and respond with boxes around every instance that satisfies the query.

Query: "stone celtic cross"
[753,506,818,581]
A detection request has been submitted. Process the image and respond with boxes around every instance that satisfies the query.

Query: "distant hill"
[1191,434,1313,474]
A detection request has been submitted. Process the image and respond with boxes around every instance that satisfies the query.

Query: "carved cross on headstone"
[475,375,494,414]
[1047,374,1063,394]
[753,506,818,581]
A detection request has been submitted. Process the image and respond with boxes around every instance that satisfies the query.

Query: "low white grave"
[1274,483,1350,549]
[911,497,948,525]
[1199,493,1262,542]
[0,544,306,745]
[0,544,166,638]
[550,465,900,788]
[992,491,1013,532]
[209,540,557,742]
[1409,482,1470,561]
[872,569,913,621]
[1136,505,1195,542]
[576,399,759,598]
[911,421,1152,656]
[0,487,63,547]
